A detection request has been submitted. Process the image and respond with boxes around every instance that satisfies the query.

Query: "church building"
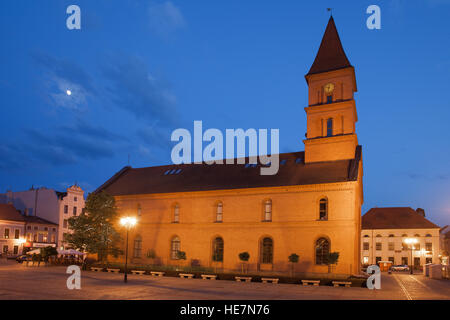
[97,16,364,276]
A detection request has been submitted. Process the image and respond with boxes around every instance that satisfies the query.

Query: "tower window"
[326,118,333,137]
[319,198,328,220]
[326,95,332,104]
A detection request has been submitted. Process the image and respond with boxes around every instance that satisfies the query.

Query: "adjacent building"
[0,184,85,250]
[361,207,440,269]
[440,225,450,265]
[96,16,364,276]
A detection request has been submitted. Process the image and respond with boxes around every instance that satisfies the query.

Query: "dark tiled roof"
[362,207,440,230]
[24,216,58,226]
[96,147,362,196]
[0,203,26,222]
[306,16,352,76]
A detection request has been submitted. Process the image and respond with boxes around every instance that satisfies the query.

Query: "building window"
[326,118,333,137]
[44,227,48,231]
[415,243,420,251]
[363,234,369,238]
[402,257,408,265]
[261,237,273,264]
[315,238,330,265]
[212,237,224,262]
[376,234,382,238]
[134,237,142,258]
[363,242,369,250]
[388,242,394,251]
[171,236,180,260]
[3,245,8,253]
[363,256,369,264]
[388,257,394,264]
[64,205,68,214]
[216,202,223,222]
[52,228,56,232]
[33,234,37,242]
[425,243,432,251]
[389,234,395,237]
[27,226,31,230]
[43,234,48,243]
[13,246,19,255]
[173,204,180,223]
[425,234,432,237]
[14,229,20,239]
[263,200,272,222]
[74,196,78,202]
[376,242,382,251]
[326,95,332,104]
[319,198,328,220]
[51,235,56,243]
[375,257,382,264]
[73,207,77,216]
[137,204,142,217]
[27,233,32,241]
[426,257,432,264]
[63,219,68,228]
[4,228,9,239]
[34,226,38,230]
[402,243,408,250]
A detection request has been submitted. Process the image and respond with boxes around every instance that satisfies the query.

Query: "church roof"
[96,146,362,196]
[306,16,352,76]
[362,207,440,230]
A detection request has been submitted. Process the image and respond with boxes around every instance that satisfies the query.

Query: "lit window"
[319,198,328,220]
[426,243,432,251]
[4,229,9,239]
[173,204,180,223]
[14,229,20,239]
[363,256,369,264]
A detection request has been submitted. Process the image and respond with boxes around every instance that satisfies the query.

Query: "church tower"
[304,16,359,163]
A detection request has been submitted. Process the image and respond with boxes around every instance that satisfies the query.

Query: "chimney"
[416,208,425,217]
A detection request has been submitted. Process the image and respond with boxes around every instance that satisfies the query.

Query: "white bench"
[150,271,165,277]
[261,278,279,284]
[332,281,352,287]
[90,267,103,272]
[201,274,217,280]
[235,276,252,282]
[107,268,120,273]
[179,273,194,279]
[301,280,320,286]
[131,270,146,275]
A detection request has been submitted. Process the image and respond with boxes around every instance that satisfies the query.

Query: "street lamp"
[404,238,418,274]
[120,216,137,283]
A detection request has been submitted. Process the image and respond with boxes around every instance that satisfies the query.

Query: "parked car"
[16,255,30,263]
[391,265,410,271]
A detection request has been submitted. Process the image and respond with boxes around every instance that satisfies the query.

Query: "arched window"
[261,237,273,264]
[171,236,180,260]
[315,237,330,265]
[173,204,180,223]
[326,118,333,137]
[133,236,142,258]
[389,234,395,237]
[402,234,408,237]
[264,200,272,222]
[425,234,432,237]
[376,234,382,238]
[414,234,420,237]
[319,198,328,220]
[363,234,369,238]
[212,237,224,262]
[216,202,223,222]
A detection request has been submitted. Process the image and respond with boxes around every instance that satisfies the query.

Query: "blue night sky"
[1,1,449,226]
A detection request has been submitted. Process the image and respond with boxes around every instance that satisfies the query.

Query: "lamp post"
[404,238,418,275]
[120,217,137,283]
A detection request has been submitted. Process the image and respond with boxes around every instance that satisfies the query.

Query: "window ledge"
[261,220,272,222]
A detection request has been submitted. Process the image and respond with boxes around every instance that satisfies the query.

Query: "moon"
[66,90,72,96]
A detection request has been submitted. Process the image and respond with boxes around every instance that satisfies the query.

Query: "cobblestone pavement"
[0,260,449,300]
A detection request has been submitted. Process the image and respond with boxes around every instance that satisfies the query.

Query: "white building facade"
[361,207,440,269]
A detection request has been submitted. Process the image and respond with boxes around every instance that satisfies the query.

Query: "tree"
[40,246,58,264]
[238,252,250,274]
[288,253,299,276]
[65,191,121,263]
[326,252,340,273]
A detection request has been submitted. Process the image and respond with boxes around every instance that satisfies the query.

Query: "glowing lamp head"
[120,217,137,228]
[66,89,72,96]
[404,238,418,245]
[17,238,26,244]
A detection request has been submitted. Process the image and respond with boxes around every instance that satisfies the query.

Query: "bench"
[201,274,217,280]
[301,280,320,286]
[131,270,146,275]
[235,276,252,282]
[90,267,103,272]
[150,271,165,277]
[179,273,194,279]
[332,281,352,287]
[261,278,279,284]
[106,268,120,273]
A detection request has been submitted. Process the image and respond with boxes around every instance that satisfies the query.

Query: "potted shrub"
[288,253,299,277]
[238,252,250,274]
[326,252,340,274]
[176,251,186,271]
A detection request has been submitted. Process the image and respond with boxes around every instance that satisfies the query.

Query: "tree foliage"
[238,252,250,262]
[288,253,299,263]
[65,191,121,262]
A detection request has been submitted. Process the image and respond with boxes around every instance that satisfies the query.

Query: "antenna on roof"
[128,154,130,166]
[327,8,332,16]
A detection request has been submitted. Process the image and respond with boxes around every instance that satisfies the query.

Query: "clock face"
[324,83,335,94]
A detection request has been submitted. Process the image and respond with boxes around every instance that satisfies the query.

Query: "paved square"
[0,260,449,300]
